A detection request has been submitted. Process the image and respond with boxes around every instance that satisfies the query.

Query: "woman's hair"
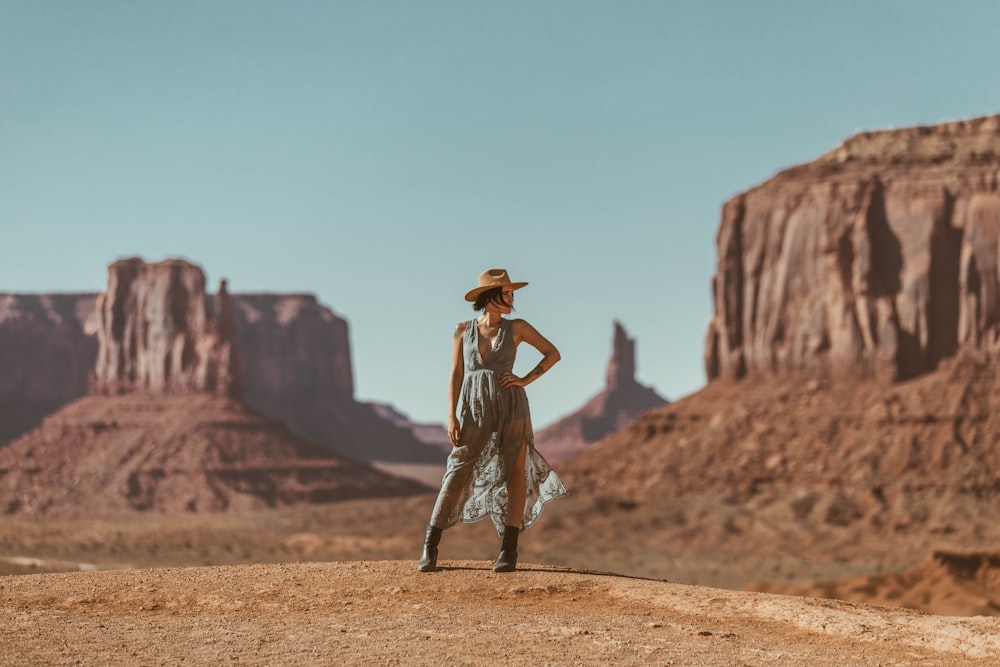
[472,287,505,312]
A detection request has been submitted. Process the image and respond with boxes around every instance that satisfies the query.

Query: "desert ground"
[0,492,944,587]
[4,458,1000,665]
[4,560,1000,666]
[7,370,1000,663]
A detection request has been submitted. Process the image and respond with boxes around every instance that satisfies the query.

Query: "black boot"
[417,524,442,572]
[492,525,520,573]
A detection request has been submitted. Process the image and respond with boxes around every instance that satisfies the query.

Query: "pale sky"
[2,1,999,429]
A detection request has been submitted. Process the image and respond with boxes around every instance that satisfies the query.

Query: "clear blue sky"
[2,1,999,428]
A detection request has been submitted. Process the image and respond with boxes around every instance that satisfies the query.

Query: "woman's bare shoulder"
[510,318,536,333]
[453,321,467,338]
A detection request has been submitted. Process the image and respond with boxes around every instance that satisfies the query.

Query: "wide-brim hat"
[464,268,529,302]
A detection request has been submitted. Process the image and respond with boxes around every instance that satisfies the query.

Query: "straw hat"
[464,268,529,302]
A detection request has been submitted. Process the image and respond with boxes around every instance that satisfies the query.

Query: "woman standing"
[418,268,569,573]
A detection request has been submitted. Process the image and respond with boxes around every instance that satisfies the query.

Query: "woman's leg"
[505,441,528,527]
[419,433,482,572]
[428,443,478,528]
[428,418,485,529]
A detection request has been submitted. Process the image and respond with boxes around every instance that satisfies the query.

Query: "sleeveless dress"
[429,318,569,535]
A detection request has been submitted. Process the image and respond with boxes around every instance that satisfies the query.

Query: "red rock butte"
[0,259,445,463]
[705,114,1000,383]
[555,115,1000,612]
[0,258,432,517]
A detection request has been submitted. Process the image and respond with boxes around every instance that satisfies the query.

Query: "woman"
[418,268,569,573]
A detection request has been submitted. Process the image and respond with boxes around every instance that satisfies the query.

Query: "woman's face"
[493,288,514,313]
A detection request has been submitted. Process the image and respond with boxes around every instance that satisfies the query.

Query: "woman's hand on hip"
[499,372,527,388]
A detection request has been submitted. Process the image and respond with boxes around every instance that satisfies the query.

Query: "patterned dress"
[429,318,568,535]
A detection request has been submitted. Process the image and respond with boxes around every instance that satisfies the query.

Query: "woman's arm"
[447,322,465,446]
[500,319,560,388]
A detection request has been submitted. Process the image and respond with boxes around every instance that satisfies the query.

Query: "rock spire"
[535,321,667,463]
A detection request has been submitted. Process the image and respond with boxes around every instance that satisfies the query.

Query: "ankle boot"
[492,525,520,573]
[417,524,442,572]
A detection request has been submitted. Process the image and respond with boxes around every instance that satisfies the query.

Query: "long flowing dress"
[429,318,568,535]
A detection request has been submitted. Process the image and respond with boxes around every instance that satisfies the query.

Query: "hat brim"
[464,281,528,302]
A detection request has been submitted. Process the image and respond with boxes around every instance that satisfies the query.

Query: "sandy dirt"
[2,560,999,666]
[5,491,1000,618]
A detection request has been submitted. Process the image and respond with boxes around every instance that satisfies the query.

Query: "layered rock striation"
[92,258,239,397]
[705,114,1000,383]
[535,321,667,463]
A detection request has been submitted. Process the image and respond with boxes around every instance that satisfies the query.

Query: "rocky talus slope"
[559,353,1000,563]
[0,393,429,518]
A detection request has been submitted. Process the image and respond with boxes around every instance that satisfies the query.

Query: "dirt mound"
[1,560,997,665]
[752,550,1000,617]
[0,393,429,518]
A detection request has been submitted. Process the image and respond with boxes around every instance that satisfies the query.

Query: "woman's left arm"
[500,320,561,388]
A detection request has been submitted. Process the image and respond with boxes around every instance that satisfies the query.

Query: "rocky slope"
[535,321,666,463]
[558,354,1000,569]
[706,114,1000,383]
[0,393,428,518]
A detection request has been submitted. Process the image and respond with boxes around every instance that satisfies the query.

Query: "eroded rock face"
[234,293,353,415]
[233,294,442,463]
[91,258,239,397]
[535,321,667,463]
[705,114,1000,383]
[1,259,442,463]
[0,294,99,445]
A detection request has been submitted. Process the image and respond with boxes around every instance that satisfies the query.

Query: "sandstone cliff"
[0,260,443,463]
[232,293,444,463]
[0,258,433,517]
[705,114,1000,382]
[0,293,99,445]
[535,321,667,463]
[546,116,1000,601]
[92,258,239,397]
